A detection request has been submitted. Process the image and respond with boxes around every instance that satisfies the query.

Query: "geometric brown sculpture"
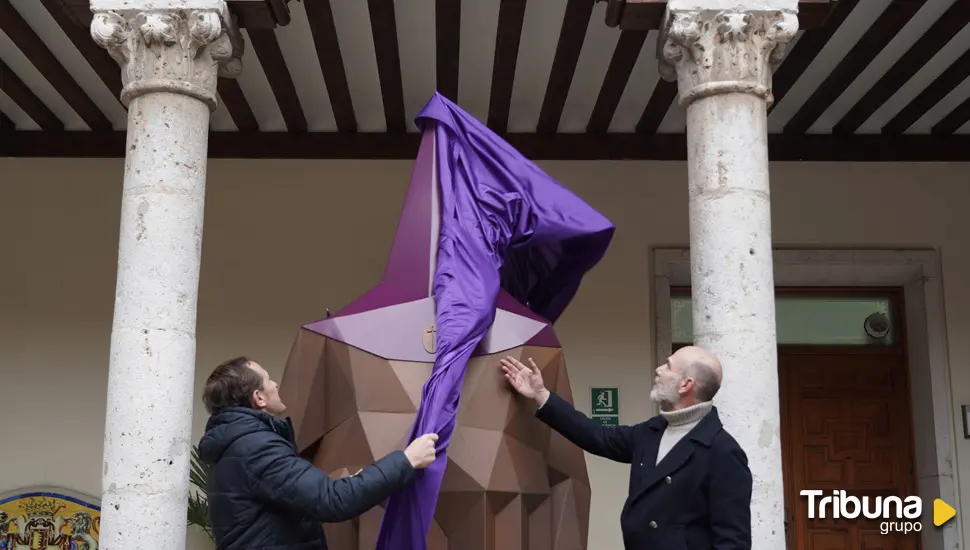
[278,93,611,550]
[281,332,591,550]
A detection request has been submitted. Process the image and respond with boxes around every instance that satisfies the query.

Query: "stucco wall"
[1,158,968,549]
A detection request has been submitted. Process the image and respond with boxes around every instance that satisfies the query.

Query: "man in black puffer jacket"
[198,356,439,550]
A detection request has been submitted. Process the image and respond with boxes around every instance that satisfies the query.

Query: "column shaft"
[90,4,242,548]
[688,86,783,545]
[102,92,210,550]
[660,7,797,549]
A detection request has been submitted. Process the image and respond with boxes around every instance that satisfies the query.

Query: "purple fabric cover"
[374,92,614,550]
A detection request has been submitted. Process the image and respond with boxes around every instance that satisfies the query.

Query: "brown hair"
[202,356,264,414]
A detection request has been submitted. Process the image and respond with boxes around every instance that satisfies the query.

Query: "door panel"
[780,351,917,550]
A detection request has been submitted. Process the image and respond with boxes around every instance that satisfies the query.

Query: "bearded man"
[500,345,753,550]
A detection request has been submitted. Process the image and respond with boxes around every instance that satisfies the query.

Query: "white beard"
[650,378,680,409]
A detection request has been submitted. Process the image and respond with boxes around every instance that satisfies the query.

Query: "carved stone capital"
[90,5,243,109]
[658,9,798,107]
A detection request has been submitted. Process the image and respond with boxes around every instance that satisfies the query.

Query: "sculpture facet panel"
[279,93,613,549]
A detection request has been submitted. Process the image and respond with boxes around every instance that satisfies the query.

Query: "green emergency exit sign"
[591,387,619,425]
[591,387,618,415]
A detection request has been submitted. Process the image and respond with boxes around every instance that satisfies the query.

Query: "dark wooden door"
[780,349,918,550]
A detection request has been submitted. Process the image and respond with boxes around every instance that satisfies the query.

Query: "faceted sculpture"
[281,323,591,550]
[278,93,613,550]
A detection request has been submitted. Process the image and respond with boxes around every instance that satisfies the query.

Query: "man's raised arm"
[500,356,636,464]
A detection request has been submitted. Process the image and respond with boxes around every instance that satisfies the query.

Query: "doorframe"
[652,248,960,550]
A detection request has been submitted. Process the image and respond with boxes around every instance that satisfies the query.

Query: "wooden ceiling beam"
[537,0,595,133]
[216,78,259,131]
[228,0,292,28]
[487,0,527,132]
[304,0,356,132]
[794,0,843,30]
[587,30,647,133]
[435,0,461,102]
[368,0,407,132]
[1,130,966,162]
[248,29,307,132]
[636,79,676,134]
[784,1,922,134]
[0,0,111,130]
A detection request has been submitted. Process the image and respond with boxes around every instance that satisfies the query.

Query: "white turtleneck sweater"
[656,401,713,464]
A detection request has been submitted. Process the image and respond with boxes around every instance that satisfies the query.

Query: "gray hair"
[686,361,721,402]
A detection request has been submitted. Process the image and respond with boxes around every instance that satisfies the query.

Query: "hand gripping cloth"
[278,92,615,550]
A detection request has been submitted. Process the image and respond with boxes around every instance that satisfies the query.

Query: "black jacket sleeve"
[708,436,753,550]
[535,391,637,464]
[246,435,416,523]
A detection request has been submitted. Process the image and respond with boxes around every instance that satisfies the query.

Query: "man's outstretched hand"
[404,433,439,469]
[500,356,550,405]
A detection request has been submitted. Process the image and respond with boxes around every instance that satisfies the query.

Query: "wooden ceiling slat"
[436,0,461,102]
[0,0,111,130]
[3,130,968,162]
[932,97,970,135]
[367,0,406,133]
[487,0,527,132]
[768,0,857,114]
[305,0,356,132]
[636,79,676,134]
[0,59,62,130]
[882,48,970,135]
[0,111,13,129]
[248,29,307,132]
[537,0,595,134]
[38,0,122,104]
[587,30,647,133]
[784,1,921,134]
[834,2,970,134]
[217,78,259,132]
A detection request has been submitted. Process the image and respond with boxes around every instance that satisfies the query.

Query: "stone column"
[89,2,242,548]
[658,3,797,548]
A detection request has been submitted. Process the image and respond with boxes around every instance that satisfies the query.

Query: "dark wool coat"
[536,392,753,550]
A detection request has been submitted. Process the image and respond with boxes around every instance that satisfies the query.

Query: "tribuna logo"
[801,490,923,535]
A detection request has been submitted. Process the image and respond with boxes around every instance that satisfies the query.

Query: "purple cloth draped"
[374,93,614,550]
